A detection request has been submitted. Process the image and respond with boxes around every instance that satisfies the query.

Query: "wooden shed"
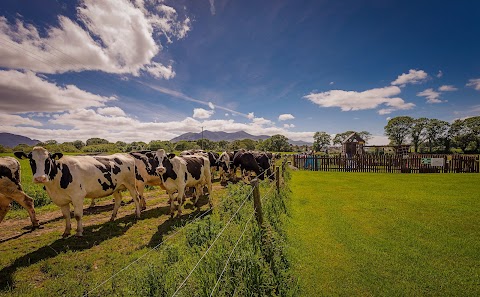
[342,132,365,157]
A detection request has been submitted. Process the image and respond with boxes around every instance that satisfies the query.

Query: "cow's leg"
[89,199,95,208]
[176,186,186,217]
[110,191,123,221]
[206,176,213,208]
[11,191,39,228]
[136,183,147,211]
[124,184,141,219]
[168,192,175,218]
[193,185,202,207]
[72,201,84,237]
[0,196,11,224]
[60,205,72,238]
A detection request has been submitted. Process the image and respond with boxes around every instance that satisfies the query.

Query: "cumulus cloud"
[0,0,189,78]
[0,113,43,127]
[209,0,216,15]
[0,70,114,113]
[304,86,415,114]
[391,69,428,86]
[193,108,214,119]
[437,70,443,78]
[329,81,334,85]
[208,102,215,109]
[0,107,316,143]
[438,85,458,91]
[466,78,480,91]
[97,107,127,117]
[283,124,295,128]
[417,88,442,103]
[247,112,255,119]
[278,114,295,121]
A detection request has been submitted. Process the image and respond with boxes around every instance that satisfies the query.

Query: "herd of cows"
[0,147,280,238]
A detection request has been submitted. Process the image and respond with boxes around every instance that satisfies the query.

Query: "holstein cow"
[154,149,212,217]
[180,150,220,180]
[252,152,274,180]
[15,147,141,237]
[217,152,231,183]
[129,150,172,209]
[0,157,39,229]
[232,150,265,182]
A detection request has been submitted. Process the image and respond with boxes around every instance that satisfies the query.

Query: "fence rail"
[292,154,480,173]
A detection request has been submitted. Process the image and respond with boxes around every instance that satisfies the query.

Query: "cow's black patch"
[131,152,159,176]
[112,165,121,175]
[113,157,123,165]
[135,167,144,182]
[94,158,116,191]
[60,164,73,189]
[185,157,203,180]
[0,164,17,185]
[46,159,59,181]
[29,159,37,176]
[233,152,262,179]
[160,158,177,181]
[185,172,188,182]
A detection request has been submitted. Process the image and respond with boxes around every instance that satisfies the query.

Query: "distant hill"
[170,130,312,145]
[0,133,40,148]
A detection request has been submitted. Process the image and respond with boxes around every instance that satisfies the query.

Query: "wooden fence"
[292,154,480,173]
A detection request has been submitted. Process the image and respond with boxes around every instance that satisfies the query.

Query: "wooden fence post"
[251,179,263,226]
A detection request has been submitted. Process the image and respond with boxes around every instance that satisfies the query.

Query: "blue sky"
[0,0,479,144]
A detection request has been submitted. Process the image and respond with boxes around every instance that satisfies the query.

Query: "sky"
[0,0,479,145]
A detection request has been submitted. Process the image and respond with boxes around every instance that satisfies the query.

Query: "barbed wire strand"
[83,184,253,297]
[171,186,255,297]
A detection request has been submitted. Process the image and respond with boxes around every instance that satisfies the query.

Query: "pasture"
[287,171,480,296]
[0,153,295,296]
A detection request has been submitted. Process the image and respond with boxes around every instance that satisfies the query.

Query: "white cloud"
[0,0,189,78]
[278,114,295,121]
[417,88,442,103]
[283,123,295,128]
[0,70,114,113]
[1,107,316,143]
[193,108,214,119]
[225,113,229,116]
[437,70,443,78]
[329,81,334,85]
[97,107,126,117]
[209,0,216,15]
[391,69,428,86]
[438,85,458,91]
[247,112,255,119]
[208,102,215,109]
[0,113,43,127]
[466,78,480,91]
[304,86,415,114]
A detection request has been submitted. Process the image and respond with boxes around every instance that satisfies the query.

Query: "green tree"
[174,141,198,151]
[358,131,372,143]
[451,119,474,153]
[313,132,331,152]
[333,131,355,145]
[217,140,229,150]
[425,119,449,153]
[464,116,480,152]
[196,139,216,150]
[0,144,11,153]
[262,134,291,152]
[384,116,414,145]
[72,140,85,150]
[86,138,110,146]
[410,117,428,152]
[13,144,32,152]
[148,140,173,151]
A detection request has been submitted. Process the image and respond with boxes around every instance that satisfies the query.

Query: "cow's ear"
[51,152,63,160]
[145,152,154,158]
[14,151,28,159]
[167,153,176,159]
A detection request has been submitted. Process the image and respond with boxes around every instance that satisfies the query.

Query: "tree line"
[0,134,295,153]
[311,116,480,154]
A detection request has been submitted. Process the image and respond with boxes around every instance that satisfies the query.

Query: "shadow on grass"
[0,203,174,291]
[0,201,136,244]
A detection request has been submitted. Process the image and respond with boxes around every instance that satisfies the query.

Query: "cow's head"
[14,147,63,183]
[155,149,175,175]
[218,152,230,174]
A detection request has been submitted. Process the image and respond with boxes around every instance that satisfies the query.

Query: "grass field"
[287,171,480,296]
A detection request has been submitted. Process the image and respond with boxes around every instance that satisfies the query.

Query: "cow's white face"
[30,147,51,183]
[155,149,167,174]
[219,152,230,173]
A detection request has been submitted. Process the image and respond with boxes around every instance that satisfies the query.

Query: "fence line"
[293,154,480,173]
[84,186,252,297]
[171,187,254,296]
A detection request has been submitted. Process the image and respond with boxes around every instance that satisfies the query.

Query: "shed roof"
[342,132,365,144]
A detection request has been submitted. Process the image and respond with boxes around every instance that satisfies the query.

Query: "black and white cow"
[252,152,274,180]
[217,152,231,183]
[232,150,265,181]
[155,149,212,217]
[129,151,162,210]
[180,150,220,180]
[0,157,39,229]
[15,147,141,237]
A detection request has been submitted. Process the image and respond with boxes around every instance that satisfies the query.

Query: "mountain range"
[170,130,312,146]
[0,132,40,148]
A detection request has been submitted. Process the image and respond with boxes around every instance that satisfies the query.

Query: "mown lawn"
[287,171,480,296]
